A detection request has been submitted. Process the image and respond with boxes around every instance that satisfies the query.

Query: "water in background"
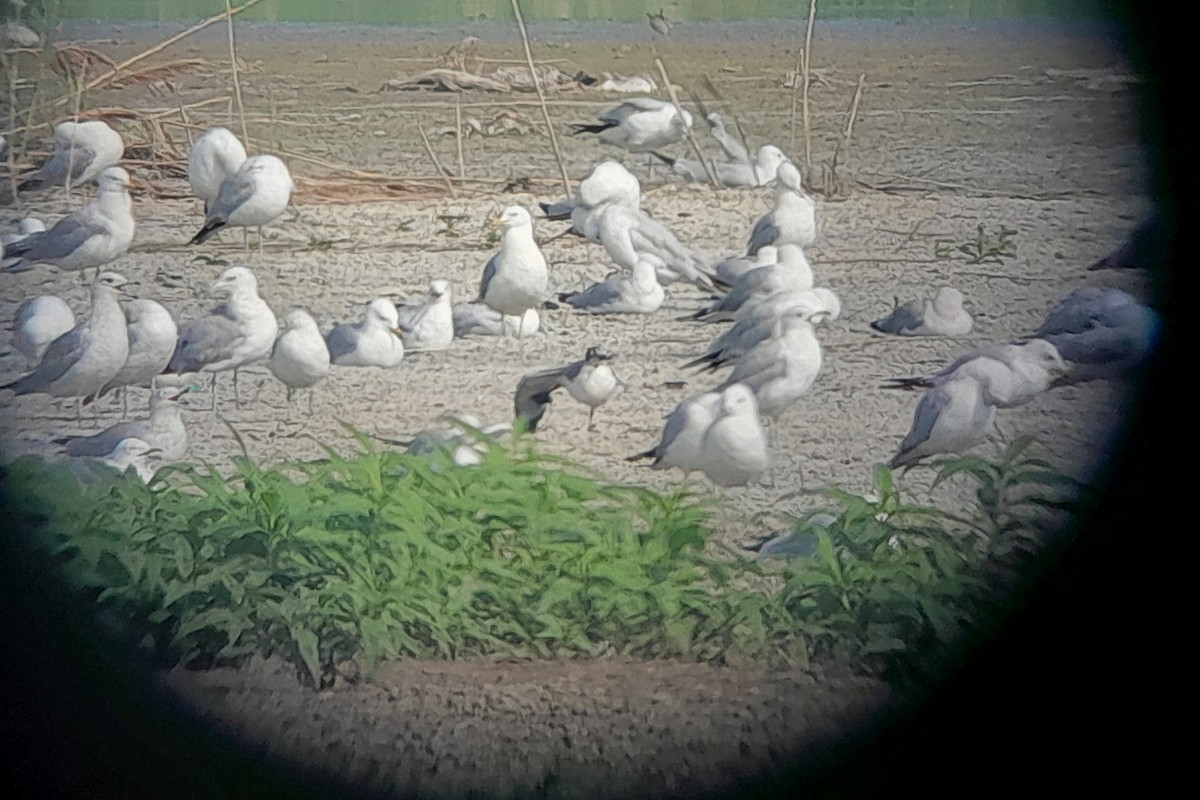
[53,0,1098,24]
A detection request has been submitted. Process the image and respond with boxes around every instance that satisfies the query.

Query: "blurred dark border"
[1,2,1178,796]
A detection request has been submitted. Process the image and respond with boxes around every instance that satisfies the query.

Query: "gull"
[712,246,779,287]
[59,385,192,461]
[713,316,823,419]
[654,144,791,189]
[702,112,752,165]
[12,295,75,362]
[596,73,658,94]
[269,309,330,412]
[96,298,179,414]
[627,391,722,476]
[882,339,1068,409]
[476,205,549,335]
[647,9,673,37]
[1,217,47,248]
[396,279,454,351]
[188,154,294,250]
[452,304,541,339]
[733,287,842,327]
[188,126,248,212]
[18,119,124,193]
[870,287,974,337]
[569,97,693,154]
[1,272,131,417]
[163,266,279,408]
[1089,216,1165,271]
[700,383,771,487]
[82,438,163,484]
[325,298,405,368]
[693,245,814,321]
[747,160,816,255]
[398,415,513,468]
[514,347,620,432]
[2,167,135,276]
[594,202,717,291]
[1033,287,1159,383]
[539,160,642,235]
[559,254,665,314]
[889,373,999,470]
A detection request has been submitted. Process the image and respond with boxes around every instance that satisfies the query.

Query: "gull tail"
[539,201,573,221]
[569,121,618,136]
[625,447,657,463]
[648,151,676,167]
[16,178,44,193]
[189,220,226,245]
[880,377,932,391]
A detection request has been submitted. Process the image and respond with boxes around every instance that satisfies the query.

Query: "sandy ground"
[0,18,1154,798]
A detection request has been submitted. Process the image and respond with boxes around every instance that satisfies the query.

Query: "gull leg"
[243,228,249,254]
[211,373,219,411]
[307,388,316,416]
[233,368,241,407]
[586,406,597,432]
[257,226,265,254]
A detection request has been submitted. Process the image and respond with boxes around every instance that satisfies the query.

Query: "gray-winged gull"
[889,373,999,469]
[1,217,47,248]
[269,309,330,411]
[627,390,722,476]
[13,295,75,362]
[713,316,823,420]
[18,119,124,193]
[1033,287,1159,383]
[515,346,620,432]
[695,245,814,321]
[870,287,974,337]
[594,202,717,291]
[657,144,790,189]
[560,254,665,314]
[476,205,548,333]
[3,167,135,275]
[747,160,816,255]
[189,154,294,249]
[569,97,693,153]
[96,297,179,413]
[733,287,842,326]
[712,246,778,287]
[188,126,248,211]
[1,272,130,415]
[325,298,405,368]
[397,279,455,351]
[700,383,770,487]
[59,385,192,460]
[452,304,540,339]
[164,266,279,407]
[883,339,1068,408]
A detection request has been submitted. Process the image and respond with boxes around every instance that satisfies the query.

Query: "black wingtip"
[625,448,656,463]
[16,178,43,192]
[541,300,561,310]
[189,220,224,245]
[648,151,675,166]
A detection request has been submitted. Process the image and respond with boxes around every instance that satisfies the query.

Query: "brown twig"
[455,98,466,179]
[417,123,457,198]
[510,0,571,198]
[223,0,249,144]
[654,56,717,186]
[801,0,817,174]
[789,56,801,153]
[839,73,866,164]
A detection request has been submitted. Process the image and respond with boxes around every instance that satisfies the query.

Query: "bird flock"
[1,94,1161,492]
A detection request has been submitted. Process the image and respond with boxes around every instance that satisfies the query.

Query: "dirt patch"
[1,18,1151,799]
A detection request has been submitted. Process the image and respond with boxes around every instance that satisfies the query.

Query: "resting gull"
[189,154,294,249]
[656,144,790,189]
[13,295,75,362]
[188,126,248,212]
[569,97,693,153]
[747,160,817,255]
[18,119,124,193]
[889,373,999,469]
[870,287,974,337]
[1,272,131,415]
[627,391,722,476]
[700,383,771,487]
[164,266,279,408]
[3,167,135,275]
[594,203,717,291]
[1,217,47,248]
[713,316,823,420]
[452,304,540,339]
[1033,287,1159,383]
[397,279,455,351]
[559,254,665,314]
[477,205,548,333]
[96,297,179,413]
[59,385,192,460]
[325,298,405,368]
[514,346,620,432]
[883,339,1068,409]
[270,309,330,410]
[733,287,842,327]
[694,245,814,321]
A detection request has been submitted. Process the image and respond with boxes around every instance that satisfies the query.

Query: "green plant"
[435,213,469,238]
[935,223,1018,264]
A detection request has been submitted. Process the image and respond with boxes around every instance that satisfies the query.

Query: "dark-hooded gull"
[269,309,330,411]
[396,279,454,351]
[164,266,279,407]
[325,298,405,368]
[18,119,124,193]
[13,295,75,362]
[870,287,974,337]
[514,347,619,432]
[477,205,548,334]
[747,160,816,255]
[188,126,248,212]
[700,383,770,487]
[2,272,131,416]
[189,154,294,249]
[3,167,135,275]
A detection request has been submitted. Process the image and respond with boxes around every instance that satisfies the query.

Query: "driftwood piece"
[380,69,514,94]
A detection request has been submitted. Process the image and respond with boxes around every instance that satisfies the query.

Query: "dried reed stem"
[789,55,801,153]
[418,124,457,198]
[654,56,717,185]
[223,0,249,143]
[455,99,466,178]
[838,73,866,163]
[510,0,571,197]
[801,0,817,173]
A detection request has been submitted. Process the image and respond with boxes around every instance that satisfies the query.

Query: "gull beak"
[393,326,407,338]
[486,216,505,232]
[169,386,199,402]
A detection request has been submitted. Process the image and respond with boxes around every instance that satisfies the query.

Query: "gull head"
[776,160,804,193]
[579,160,641,209]
[1025,338,1069,378]
[809,287,842,323]
[720,382,759,418]
[213,266,258,296]
[366,297,400,329]
[428,279,452,302]
[932,287,966,314]
[583,346,614,364]
[98,166,132,192]
[491,205,533,232]
[281,308,320,334]
[95,271,131,295]
[758,145,788,171]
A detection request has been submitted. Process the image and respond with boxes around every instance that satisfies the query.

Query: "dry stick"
[223,0,249,143]
[837,73,866,163]
[454,99,466,178]
[801,0,817,174]
[653,56,718,186]
[417,124,456,198]
[510,0,571,197]
[788,55,801,153]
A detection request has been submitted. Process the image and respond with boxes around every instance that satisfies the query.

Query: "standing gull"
[325,298,405,368]
[188,126,248,212]
[700,383,771,487]
[559,254,665,314]
[889,374,999,470]
[270,309,330,411]
[870,287,974,337]
[189,154,294,250]
[12,295,75,362]
[1,272,131,415]
[163,266,279,408]
[514,347,620,432]
[569,97,693,155]
[2,167,135,276]
[452,304,541,339]
[694,245,814,321]
[713,316,824,420]
[59,385,192,461]
[96,298,179,413]
[396,280,455,351]
[594,202,717,291]
[18,119,124,193]
[627,391,722,476]
[883,339,1068,409]
[747,160,817,255]
[477,205,549,335]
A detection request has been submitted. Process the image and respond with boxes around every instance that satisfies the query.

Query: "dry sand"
[0,18,1154,798]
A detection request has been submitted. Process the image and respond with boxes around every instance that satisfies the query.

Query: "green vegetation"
[936,223,1019,265]
[0,429,1080,689]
